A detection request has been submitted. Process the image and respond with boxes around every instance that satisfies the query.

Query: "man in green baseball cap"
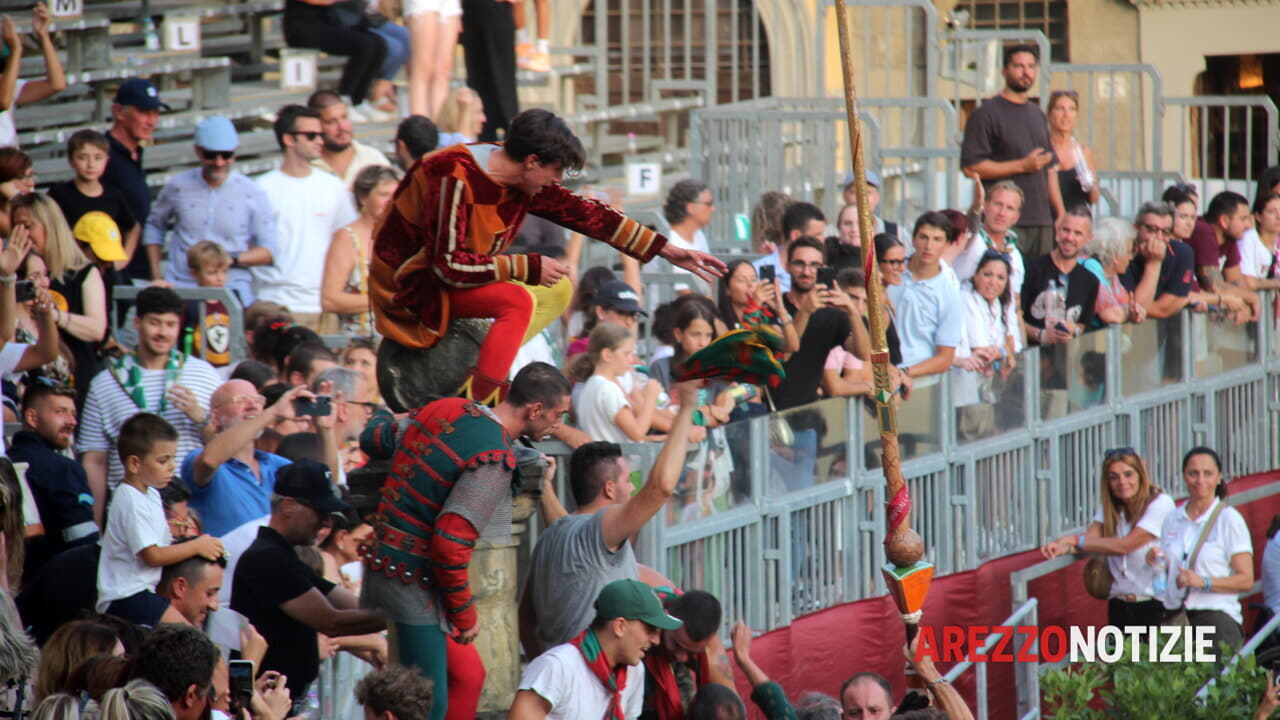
[509,579,682,720]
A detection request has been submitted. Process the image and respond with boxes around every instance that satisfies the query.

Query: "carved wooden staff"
[831,0,934,657]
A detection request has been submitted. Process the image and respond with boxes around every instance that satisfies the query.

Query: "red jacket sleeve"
[529,183,668,262]
[430,512,481,630]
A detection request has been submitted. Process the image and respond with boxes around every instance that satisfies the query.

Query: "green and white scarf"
[108,349,185,413]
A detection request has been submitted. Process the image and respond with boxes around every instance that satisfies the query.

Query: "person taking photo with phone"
[183,380,337,537]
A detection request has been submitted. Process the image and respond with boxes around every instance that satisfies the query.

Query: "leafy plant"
[1041,641,1268,720]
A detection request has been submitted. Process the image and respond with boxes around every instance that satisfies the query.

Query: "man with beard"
[1021,206,1100,345]
[961,44,1065,261]
[79,287,223,526]
[182,380,330,537]
[142,116,277,306]
[9,383,98,571]
[360,361,573,720]
[308,90,394,187]
[233,460,386,713]
[253,104,358,330]
[1187,190,1262,319]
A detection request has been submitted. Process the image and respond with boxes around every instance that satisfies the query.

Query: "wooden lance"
[831,0,934,659]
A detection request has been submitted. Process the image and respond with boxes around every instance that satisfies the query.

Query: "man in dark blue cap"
[231,459,385,711]
[103,78,170,281]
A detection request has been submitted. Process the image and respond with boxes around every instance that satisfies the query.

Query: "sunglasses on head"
[981,248,1011,263]
[200,148,235,161]
[1104,446,1136,459]
[1050,89,1079,98]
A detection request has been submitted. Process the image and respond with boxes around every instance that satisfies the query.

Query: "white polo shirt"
[1157,497,1253,623]
[1092,493,1175,598]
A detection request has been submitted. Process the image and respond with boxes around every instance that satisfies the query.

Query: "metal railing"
[110,286,248,365]
[942,598,1040,720]
[529,293,1280,649]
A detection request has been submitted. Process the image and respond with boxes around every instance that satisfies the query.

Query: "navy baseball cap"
[595,280,647,316]
[114,78,171,111]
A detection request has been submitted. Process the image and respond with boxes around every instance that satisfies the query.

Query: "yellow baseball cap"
[73,212,126,263]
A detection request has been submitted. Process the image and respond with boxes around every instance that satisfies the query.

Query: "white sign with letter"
[163,15,201,53]
[626,162,661,197]
[280,49,317,91]
[50,0,81,19]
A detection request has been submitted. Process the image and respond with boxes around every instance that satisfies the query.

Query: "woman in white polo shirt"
[1151,447,1254,652]
[1041,448,1174,629]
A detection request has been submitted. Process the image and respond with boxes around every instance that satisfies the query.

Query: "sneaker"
[346,103,370,123]
[516,41,533,67]
[523,49,551,73]
[352,101,395,123]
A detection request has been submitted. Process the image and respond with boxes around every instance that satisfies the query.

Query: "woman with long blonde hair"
[1040,448,1174,628]
[10,193,107,399]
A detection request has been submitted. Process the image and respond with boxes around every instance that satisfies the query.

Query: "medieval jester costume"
[370,115,667,406]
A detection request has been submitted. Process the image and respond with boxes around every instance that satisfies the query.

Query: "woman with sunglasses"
[1081,217,1146,326]
[1041,448,1174,628]
[1149,447,1253,653]
[1048,90,1099,211]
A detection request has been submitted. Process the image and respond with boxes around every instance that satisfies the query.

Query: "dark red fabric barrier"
[736,471,1280,720]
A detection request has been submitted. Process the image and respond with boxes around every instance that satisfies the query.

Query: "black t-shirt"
[1118,239,1196,298]
[46,182,137,236]
[1020,254,1100,343]
[16,542,100,645]
[101,132,151,281]
[960,96,1057,226]
[232,526,336,692]
[777,295,851,410]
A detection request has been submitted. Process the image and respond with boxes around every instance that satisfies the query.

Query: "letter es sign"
[163,16,201,53]
[50,0,82,19]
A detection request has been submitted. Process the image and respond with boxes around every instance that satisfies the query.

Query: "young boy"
[184,241,233,369]
[47,129,139,269]
[95,412,224,627]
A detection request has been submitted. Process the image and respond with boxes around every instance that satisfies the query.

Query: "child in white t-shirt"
[96,413,224,626]
[571,322,662,444]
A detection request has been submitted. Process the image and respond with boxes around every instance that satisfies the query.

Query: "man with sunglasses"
[143,116,277,307]
[232,459,386,714]
[182,381,325,537]
[255,105,359,330]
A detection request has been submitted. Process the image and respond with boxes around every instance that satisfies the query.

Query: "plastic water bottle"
[143,16,160,51]
[1073,141,1095,192]
[1151,552,1169,596]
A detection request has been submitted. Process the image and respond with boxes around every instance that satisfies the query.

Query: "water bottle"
[1073,141,1095,192]
[143,16,160,51]
[1151,551,1169,597]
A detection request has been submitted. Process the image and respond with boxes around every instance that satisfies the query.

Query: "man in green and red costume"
[370,108,725,405]
[359,361,573,720]
[639,588,726,720]
[509,579,683,720]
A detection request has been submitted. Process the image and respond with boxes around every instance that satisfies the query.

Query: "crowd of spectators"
[0,8,1277,717]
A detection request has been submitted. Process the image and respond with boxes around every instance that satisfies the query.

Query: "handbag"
[1083,555,1113,600]
[1163,501,1225,626]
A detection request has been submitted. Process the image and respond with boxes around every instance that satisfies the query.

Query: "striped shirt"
[77,356,222,491]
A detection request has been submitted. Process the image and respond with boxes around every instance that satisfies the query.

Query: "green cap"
[594,580,683,630]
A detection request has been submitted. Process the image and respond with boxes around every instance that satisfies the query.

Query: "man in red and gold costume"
[371,108,725,404]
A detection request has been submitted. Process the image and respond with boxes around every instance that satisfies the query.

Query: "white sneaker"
[352,101,395,123]
[346,102,371,123]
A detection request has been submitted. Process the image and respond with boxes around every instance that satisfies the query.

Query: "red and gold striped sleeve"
[529,184,668,262]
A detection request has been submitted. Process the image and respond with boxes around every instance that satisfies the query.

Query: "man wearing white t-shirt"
[253,105,358,329]
[509,579,682,720]
[78,287,221,526]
